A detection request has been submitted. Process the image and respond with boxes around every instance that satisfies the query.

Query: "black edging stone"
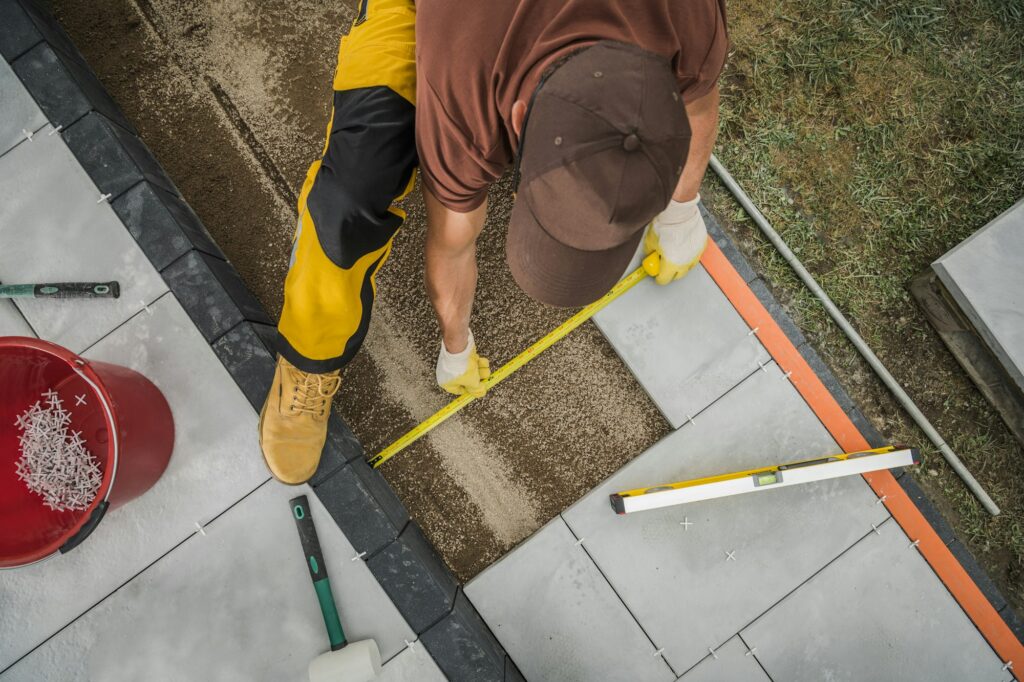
[62,111,177,198]
[312,460,406,557]
[505,656,527,682]
[367,521,458,634]
[211,320,277,410]
[0,0,85,64]
[421,590,507,682]
[112,182,225,270]
[13,41,135,133]
[163,250,270,343]
[1000,603,1024,644]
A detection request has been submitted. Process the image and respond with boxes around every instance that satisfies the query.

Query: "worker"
[260,0,729,484]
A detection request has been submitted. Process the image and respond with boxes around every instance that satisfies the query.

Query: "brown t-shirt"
[415,0,729,212]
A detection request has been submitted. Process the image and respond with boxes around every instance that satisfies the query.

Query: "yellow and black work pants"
[276,0,417,373]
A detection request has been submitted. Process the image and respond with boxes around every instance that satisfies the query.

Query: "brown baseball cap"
[507,41,691,308]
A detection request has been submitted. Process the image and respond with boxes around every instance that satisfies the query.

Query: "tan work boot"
[259,356,341,485]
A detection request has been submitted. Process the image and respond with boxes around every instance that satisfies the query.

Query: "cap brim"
[506,198,642,308]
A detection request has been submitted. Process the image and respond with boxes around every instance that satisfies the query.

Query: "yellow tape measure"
[368,256,657,468]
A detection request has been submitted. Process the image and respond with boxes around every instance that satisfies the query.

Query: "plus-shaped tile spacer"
[351,551,367,562]
[725,550,736,562]
[708,646,719,660]
[679,517,693,530]
[745,647,758,656]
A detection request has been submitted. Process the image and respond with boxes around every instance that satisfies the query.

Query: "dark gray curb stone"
[421,590,507,682]
[113,181,225,270]
[62,111,177,198]
[12,41,135,133]
[211,321,277,410]
[0,0,86,64]
[162,250,270,343]
[313,461,406,558]
[368,522,458,634]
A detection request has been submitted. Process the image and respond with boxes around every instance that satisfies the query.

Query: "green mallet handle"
[0,281,120,299]
[290,495,347,651]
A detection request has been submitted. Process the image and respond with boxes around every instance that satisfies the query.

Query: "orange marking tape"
[702,240,1023,677]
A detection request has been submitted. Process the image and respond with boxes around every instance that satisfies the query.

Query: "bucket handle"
[59,501,109,554]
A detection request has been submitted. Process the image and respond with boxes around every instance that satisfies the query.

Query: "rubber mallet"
[290,495,381,682]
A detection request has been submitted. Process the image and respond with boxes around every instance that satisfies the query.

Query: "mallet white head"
[309,638,381,682]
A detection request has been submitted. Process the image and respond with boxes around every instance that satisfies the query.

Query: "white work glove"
[643,194,709,285]
[436,330,490,398]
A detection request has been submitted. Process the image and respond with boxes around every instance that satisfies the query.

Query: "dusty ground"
[49,0,668,580]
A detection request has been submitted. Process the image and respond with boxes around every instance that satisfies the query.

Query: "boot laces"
[289,368,340,417]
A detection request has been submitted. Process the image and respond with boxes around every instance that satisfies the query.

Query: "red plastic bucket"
[0,336,174,568]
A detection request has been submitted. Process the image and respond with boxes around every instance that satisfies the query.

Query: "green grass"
[708,0,1024,608]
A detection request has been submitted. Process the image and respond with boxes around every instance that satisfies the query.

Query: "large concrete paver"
[377,644,447,682]
[934,197,1024,392]
[562,362,890,674]
[594,260,770,429]
[678,635,770,682]
[741,517,1010,681]
[0,293,267,670]
[1,482,417,680]
[466,517,675,682]
[0,59,46,158]
[0,126,166,353]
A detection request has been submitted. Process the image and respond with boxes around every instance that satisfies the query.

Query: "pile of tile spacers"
[14,390,102,512]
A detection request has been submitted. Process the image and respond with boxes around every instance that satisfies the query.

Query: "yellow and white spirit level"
[610,446,919,515]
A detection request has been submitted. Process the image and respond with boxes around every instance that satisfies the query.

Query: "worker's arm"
[673,84,720,202]
[644,84,720,285]
[422,184,493,397]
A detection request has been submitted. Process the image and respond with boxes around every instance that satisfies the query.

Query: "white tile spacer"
[875,495,888,505]
[574,537,585,547]
[351,551,367,562]
[97,193,112,204]
[194,521,206,536]
[747,327,759,336]
[22,128,34,141]
[782,370,794,381]
[48,125,63,135]
[75,394,87,407]
[708,646,719,660]
[653,648,665,658]
[745,647,758,656]
[684,414,696,426]
[725,550,736,562]
[679,517,693,530]
[141,300,154,315]
[871,523,882,536]
[909,539,921,550]
[404,639,416,652]
[757,359,769,373]
[1001,660,1012,672]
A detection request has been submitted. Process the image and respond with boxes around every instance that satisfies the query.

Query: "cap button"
[623,133,640,152]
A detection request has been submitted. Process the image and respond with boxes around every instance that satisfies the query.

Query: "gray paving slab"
[0,126,166,353]
[562,363,889,674]
[0,300,34,336]
[0,293,267,670]
[935,198,1024,393]
[594,259,770,429]
[741,518,1010,681]
[465,517,675,682]
[0,481,416,681]
[0,58,46,157]
[678,635,770,682]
